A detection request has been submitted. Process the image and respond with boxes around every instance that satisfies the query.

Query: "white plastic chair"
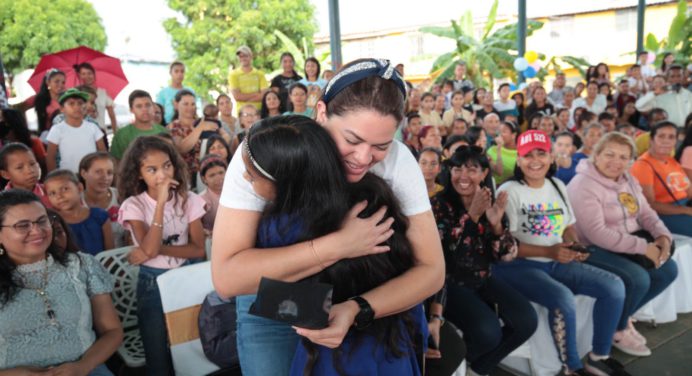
[95,246,146,368]
[157,261,220,376]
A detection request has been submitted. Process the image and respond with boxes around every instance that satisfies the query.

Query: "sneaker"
[612,330,652,357]
[627,319,647,345]
[585,356,631,376]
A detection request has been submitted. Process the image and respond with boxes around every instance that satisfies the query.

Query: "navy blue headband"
[322,59,407,104]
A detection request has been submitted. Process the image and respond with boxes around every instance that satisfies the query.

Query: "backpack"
[198,291,239,369]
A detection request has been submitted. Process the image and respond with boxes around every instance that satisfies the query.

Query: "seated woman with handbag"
[630,121,692,237]
[567,131,677,357]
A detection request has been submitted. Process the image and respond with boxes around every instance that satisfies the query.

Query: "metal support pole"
[328,0,343,71]
[636,0,646,59]
[517,0,526,84]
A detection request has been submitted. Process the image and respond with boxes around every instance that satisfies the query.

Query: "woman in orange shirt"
[631,121,692,236]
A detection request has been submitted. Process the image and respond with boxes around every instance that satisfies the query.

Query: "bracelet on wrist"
[431,314,445,325]
[151,222,163,228]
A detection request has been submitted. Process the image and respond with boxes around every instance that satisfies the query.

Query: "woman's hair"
[302,174,416,375]
[577,110,597,129]
[0,143,33,171]
[76,62,96,75]
[78,152,114,187]
[0,190,69,305]
[204,134,232,163]
[420,92,434,103]
[503,120,519,136]
[439,146,494,208]
[556,107,569,119]
[35,69,66,133]
[590,131,636,163]
[46,208,79,255]
[465,126,485,147]
[443,135,469,151]
[417,125,435,145]
[117,136,190,207]
[171,89,196,121]
[199,153,228,177]
[322,59,405,123]
[0,109,32,147]
[279,52,299,77]
[582,122,605,138]
[650,120,678,140]
[304,57,321,80]
[473,88,486,105]
[259,90,285,119]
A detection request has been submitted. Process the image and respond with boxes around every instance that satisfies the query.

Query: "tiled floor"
[491,312,692,376]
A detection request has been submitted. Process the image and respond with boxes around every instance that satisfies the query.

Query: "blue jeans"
[445,277,537,375]
[88,364,113,376]
[137,266,174,376]
[236,294,300,376]
[586,246,678,330]
[659,199,692,237]
[493,259,625,372]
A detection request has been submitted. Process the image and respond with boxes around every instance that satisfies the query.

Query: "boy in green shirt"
[110,90,168,161]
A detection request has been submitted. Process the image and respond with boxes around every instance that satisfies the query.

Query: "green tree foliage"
[0,0,106,74]
[164,0,317,101]
[422,0,591,86]
[644,0,691,66]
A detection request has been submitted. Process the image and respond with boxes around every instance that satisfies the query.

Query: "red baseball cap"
[517,130,552,157]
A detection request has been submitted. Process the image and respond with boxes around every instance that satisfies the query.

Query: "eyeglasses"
[240,112,257,118]
[1,216,52,235]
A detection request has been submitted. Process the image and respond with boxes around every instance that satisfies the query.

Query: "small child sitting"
[0,142,51,207]
[44,169,114,255]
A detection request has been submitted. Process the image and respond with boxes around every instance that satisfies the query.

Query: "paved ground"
[492,312,692,376]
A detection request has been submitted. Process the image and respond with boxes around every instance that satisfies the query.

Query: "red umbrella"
[28,45,129,99]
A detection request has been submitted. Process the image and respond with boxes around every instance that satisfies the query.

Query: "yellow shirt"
[228,67,268,111]
[634,132,650,157]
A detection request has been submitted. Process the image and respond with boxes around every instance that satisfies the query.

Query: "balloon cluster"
[513,50,541,79]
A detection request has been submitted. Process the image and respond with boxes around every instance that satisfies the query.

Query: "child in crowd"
[44,169,114,255]
[117,136,206,376]
[199,154,228,233]
[0,143,51,207]
[47,208,80,254]
[204,134,232,164]
[79,152,127,248]
[46,88,106,172]
[283,83,313,118]
[418,147,443,198]
[419,92,444,128]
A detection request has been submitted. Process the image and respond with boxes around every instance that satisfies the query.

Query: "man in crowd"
[228,46,268,114]
[111,90,168,161]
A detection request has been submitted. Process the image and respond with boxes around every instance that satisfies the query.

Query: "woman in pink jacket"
[567,132,677,357]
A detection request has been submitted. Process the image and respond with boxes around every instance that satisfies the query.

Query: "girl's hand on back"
[337,201,394,259]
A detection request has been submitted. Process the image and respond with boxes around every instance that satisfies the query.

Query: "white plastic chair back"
[157,261,220,376]
[95,246,146,367]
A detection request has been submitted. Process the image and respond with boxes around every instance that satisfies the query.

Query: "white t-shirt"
[46,120,103,172]
[220,139,431,217]
[499,178,576,262]
[95,88,114,130]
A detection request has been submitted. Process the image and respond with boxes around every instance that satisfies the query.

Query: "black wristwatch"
[350,296,375,329]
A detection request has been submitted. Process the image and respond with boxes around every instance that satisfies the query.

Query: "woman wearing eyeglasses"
[0,189,122,375]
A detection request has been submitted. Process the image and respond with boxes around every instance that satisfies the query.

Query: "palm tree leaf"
[274,29,305,68]
[420,25,456,40]
[645,33,660,51]
[482,0,499,40]
[431,51,457,72]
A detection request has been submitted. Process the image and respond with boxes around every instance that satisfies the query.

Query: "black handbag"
[625,229,675,269]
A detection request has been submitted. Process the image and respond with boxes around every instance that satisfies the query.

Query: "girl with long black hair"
[241,115,423,375]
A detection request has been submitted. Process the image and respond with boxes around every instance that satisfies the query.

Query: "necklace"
[20,264,58,326]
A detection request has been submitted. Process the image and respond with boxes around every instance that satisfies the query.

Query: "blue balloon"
[518,82,528,90]
[513,57,529,72]
[524,66,537,78]
[509,83,517,91]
